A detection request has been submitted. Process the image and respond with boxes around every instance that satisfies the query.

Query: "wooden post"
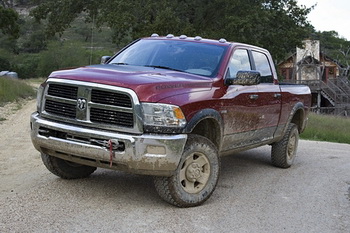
[317,91,321,114]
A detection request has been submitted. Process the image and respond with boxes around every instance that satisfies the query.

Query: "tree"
[213,0,314,61]
[30,0,313,60]
[0,0,14,8]
[18,18,50,53]
[0,5,20,38]
[0,56,11,71]
[313,31,350,77]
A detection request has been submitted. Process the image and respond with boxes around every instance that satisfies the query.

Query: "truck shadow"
[47,146,273,207]
[220,146,272,171]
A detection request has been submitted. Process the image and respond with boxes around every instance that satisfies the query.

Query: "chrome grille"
[45,100,76,118]
[47,84,78,99]
[43,81,135,129]
[91,89,132,107]
[90,108,133,127]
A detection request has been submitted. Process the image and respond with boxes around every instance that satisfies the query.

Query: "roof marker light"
[194,36,202,41]
[179,35,187,39]
[151,33,159,37]
[166,34,174,38]
[219,38,227,43]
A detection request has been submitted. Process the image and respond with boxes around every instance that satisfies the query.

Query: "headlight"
[36,83,45,112]
[141,103,186,127]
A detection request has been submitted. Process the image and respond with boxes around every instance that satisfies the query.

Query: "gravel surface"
[0,100,349,232]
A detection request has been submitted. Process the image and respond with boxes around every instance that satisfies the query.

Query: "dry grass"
[0,77,36,106]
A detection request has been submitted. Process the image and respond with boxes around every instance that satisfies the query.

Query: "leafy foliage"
[0,48,15,71]
[0,56,11,71]
[0,5,20,38]
[30,0,313,60]
[17,18,50,53]
[36,41,90,77]
[2,0,349,80]
[13,53,40,79]
[312,31,350,76]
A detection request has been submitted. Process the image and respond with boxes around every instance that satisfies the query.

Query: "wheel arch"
[183,109,223,150]
[289,102,307,133]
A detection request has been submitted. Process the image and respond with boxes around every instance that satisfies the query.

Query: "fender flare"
[282,102,307,136]
[183,109,224,149]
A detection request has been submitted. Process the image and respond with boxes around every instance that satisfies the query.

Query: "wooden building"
[277,40,350,116]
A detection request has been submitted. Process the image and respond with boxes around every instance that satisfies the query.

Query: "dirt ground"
[0,99,45,197]
[1,99,350,232]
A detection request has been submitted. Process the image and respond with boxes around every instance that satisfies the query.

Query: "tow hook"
[90,139,122,150]
[90,139,124,167]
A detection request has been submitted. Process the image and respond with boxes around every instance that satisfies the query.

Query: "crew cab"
[31,34,311,207]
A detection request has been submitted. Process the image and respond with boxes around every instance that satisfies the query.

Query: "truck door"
[251,50,281,141]
[221,48,260,151]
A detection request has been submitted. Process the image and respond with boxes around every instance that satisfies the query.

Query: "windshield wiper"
[144,65,183,72]
[111,62,129,65]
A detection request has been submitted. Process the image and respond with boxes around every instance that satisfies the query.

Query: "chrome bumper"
[30,112,187,176]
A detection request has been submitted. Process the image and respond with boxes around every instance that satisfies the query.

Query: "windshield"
[109,39,228,77]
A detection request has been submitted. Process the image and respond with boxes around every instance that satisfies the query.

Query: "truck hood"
[49,64,213,102]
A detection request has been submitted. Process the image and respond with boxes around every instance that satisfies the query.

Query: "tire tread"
[41,153,96,179]
[271,123,299,168]
[154,135,220,207]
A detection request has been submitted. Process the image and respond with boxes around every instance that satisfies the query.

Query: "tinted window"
[252,51,273,83]
[227,49,251,78]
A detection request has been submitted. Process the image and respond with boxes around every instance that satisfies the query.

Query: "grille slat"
[90,108,133,128]
[45,100,76,118]
[48,84,78,99]
[91,89,132,107]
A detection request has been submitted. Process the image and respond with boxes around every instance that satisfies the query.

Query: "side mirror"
[100,56,111,64]
[225,70,261,86]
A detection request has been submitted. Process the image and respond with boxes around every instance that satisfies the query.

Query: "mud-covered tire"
[154,135,220,207]
[41,153,97,179]
[271,123,299,168]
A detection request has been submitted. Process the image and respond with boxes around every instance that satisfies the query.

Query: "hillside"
[1,0,349,80]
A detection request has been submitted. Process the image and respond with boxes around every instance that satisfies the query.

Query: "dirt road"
[1,100,350,232]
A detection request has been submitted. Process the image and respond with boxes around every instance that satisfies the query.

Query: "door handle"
[249,94,259,100]
[274,93,282,99]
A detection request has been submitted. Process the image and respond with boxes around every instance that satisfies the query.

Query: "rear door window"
[251,51,273,83]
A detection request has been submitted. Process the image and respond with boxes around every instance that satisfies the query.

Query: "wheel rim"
[287,133,297,160]
[179,152,211,194]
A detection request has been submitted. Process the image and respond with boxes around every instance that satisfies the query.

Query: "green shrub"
[13,53,40,79]
[0,51,41,79]
[0,48,15,71]
[0,57,11,71]
[89,48,116,64]
[37,41,90,77]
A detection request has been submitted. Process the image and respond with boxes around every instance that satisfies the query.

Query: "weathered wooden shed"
[277,40,350,116]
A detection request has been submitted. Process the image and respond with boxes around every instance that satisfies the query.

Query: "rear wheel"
[271,123,299,168]
[154,135,220,207]
[41,153,97,179]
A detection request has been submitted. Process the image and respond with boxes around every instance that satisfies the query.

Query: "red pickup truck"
[31,34,311,207]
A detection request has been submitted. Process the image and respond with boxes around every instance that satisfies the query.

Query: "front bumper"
[30,112,187,176]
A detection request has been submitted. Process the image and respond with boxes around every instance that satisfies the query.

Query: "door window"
[227,49,251,78]
[252,51,273,83]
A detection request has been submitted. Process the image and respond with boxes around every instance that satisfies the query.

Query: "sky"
[297,0,350,40]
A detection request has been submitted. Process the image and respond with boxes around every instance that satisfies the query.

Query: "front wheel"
[154,135,220,207]
[271,123,299,168]
[41,153,97,179]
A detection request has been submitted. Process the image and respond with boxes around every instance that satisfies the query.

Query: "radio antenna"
[89,15,95,65]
